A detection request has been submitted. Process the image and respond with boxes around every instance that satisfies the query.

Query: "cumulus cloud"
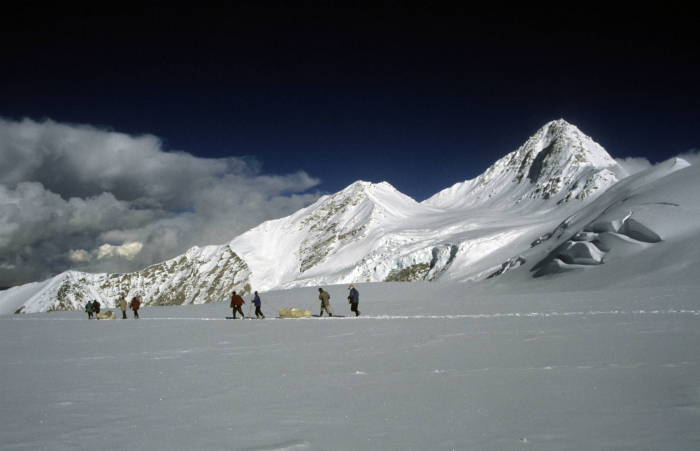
[96,242,143,260]
[68,250,91,263]
[0,118,321,286]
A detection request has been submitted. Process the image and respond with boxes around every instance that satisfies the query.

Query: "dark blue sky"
[3,3,698,201]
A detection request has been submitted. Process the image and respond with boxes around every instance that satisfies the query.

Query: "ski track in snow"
[6,309,700,322]
[239,441,311,451]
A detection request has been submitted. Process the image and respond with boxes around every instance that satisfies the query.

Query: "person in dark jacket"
[347,285,360,316]
[85,301,94,319]
[252,291,264,319]
[230,291,245,320]
[93,300,101,319]
[129,297,141,319]
[318,288,332,317]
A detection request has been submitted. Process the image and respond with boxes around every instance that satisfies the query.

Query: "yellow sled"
[95,310,116,320]
[278,308,311,318]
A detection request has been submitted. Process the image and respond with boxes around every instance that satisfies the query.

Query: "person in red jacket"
[230,291,245,320]
[129,297,141,319]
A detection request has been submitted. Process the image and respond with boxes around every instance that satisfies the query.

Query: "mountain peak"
[544,118,572,128]
[541,118,573,132]
[342,180,399,194]
[512,119,620,178]
[332,180,416,210]
[424,120,627,211]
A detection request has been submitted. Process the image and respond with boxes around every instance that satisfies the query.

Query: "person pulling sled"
[230,291,245,319]
[348,285,360,317]
[318,288,332,317]
[252,291,265,318]
[129,297,141,318]
[118,296,128,319]
[85,301,94,319]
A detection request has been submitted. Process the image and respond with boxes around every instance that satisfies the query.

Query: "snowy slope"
[482,157,700,290]
[227,180,436,291]
[2,281,699,450]
[3,120,696,315]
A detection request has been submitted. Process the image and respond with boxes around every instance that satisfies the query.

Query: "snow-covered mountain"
[485,157,699,290]
[4,245,252,314]
[424,119,628,211]
[2,120,696,315]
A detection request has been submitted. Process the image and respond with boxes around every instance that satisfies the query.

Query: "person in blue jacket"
[252,291,265,319]
[347,285,360,317]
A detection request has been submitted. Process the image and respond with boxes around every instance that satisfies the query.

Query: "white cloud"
[68,249,91,263]
[615,157,653,175]
[615,149,700,177]
[677,149,699,165]
[96,242,143,260]
[0,117,322,286]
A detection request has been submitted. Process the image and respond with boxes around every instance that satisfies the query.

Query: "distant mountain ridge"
[5,119,681,315]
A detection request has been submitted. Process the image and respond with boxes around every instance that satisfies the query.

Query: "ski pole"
[248,302,253,319]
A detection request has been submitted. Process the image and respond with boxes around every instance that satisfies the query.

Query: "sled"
[278,308,312,318]
[95,311,116,320]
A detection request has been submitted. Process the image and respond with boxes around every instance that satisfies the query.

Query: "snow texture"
[1,282,699,450]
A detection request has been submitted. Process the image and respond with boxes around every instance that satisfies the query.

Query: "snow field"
[2,283,699,450]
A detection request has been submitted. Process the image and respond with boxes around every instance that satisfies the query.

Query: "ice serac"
[488,157,697,288]
[423,119,629,211]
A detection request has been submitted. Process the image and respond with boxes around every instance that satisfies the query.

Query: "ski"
[226,316,277,320]
[224,315,347,320]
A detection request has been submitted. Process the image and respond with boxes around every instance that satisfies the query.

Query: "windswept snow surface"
[2,282,699,450]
